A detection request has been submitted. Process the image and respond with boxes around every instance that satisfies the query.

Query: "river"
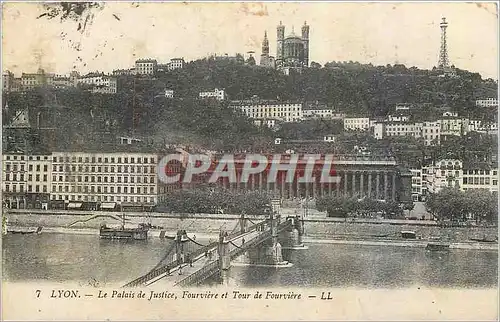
[2,233,497,288]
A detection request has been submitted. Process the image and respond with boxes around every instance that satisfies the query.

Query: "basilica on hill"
[260,21,310,74]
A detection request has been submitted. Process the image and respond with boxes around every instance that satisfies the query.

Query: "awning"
[101,202,116,209]
[68,202,83,209]
[121,202,155,207]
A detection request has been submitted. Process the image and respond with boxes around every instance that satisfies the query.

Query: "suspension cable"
[229,239,245,249]
[186,235,211,247]
[151,242,177,271]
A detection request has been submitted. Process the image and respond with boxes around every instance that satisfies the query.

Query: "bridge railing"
[123,240,219,288]
[175,260,220,287]
[124,219,291,288]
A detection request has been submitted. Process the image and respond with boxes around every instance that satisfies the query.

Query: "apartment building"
[168,58,185,70]
[50,152,159,206]
[475,98,498,108]
[135,59,158,75]
[385,122,423,138]
[165,89,174,98]
[440,117,468,137]
[422,121,441,146]
[302,109,344,120]
[77,73,117,94]
[461,163,498,194]
[199,88,226,101]
[424,159,463,194]
[410,168,423,201]
[343,117,370,131]
[230,100,303,124]
[2,153,52,209]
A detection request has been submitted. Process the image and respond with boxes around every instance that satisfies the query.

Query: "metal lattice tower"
[438,17,450,69]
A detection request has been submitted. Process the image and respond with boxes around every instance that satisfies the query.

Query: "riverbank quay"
[3,209,498,249]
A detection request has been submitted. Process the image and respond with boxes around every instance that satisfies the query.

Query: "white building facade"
[475,98,498,107]
[343,117,370,131]
[230,100,303,124]
[199,88,226,101]
[135,59,158,75]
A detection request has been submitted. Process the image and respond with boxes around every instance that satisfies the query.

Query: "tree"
[425,188,497,225]
[246,56,256,66]
[310,62,322,69]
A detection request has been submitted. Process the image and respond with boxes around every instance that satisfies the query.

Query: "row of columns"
[218,170,399,201]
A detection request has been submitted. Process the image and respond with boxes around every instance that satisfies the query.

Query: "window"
[43,174,47,182]
[494,180,498,186]
[44,165,48,172]
[36,174,40,181]
[29,165,33,171]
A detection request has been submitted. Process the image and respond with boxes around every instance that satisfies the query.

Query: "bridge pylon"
[239,212,248,233]
[175,230,186,265]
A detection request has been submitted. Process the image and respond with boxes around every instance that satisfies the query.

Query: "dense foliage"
[3,59,497,152]
[425,188,497,225]
[316,196,404,219]
[158,188,272,216]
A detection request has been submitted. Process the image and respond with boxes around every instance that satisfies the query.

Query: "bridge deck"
[124,219,292,288]
[151,229,263,287]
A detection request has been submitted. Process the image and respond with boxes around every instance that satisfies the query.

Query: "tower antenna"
[438,17,450,69]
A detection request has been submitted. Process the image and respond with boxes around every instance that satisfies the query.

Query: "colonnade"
[218,170,399,201]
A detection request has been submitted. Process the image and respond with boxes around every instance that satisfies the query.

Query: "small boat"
[426,242,450,251]
[99,214,149,240]
[7,226,43,235]
[469,235,498,243]
[401,231,417,239]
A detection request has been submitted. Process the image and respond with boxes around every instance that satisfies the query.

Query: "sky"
[2,2,499,79]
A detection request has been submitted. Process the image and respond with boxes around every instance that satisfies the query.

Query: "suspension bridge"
[123,206,305,288]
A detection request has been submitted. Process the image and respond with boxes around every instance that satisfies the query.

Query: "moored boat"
[425,242,450,251]
[7,226,43,235]
[99,214,149,240]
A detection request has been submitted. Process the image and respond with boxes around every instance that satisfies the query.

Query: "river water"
[2,233,498,288]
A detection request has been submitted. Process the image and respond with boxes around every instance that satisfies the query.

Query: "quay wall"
[3,209,498,243]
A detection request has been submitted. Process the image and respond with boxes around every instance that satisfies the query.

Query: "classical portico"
[214,154,412,203]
